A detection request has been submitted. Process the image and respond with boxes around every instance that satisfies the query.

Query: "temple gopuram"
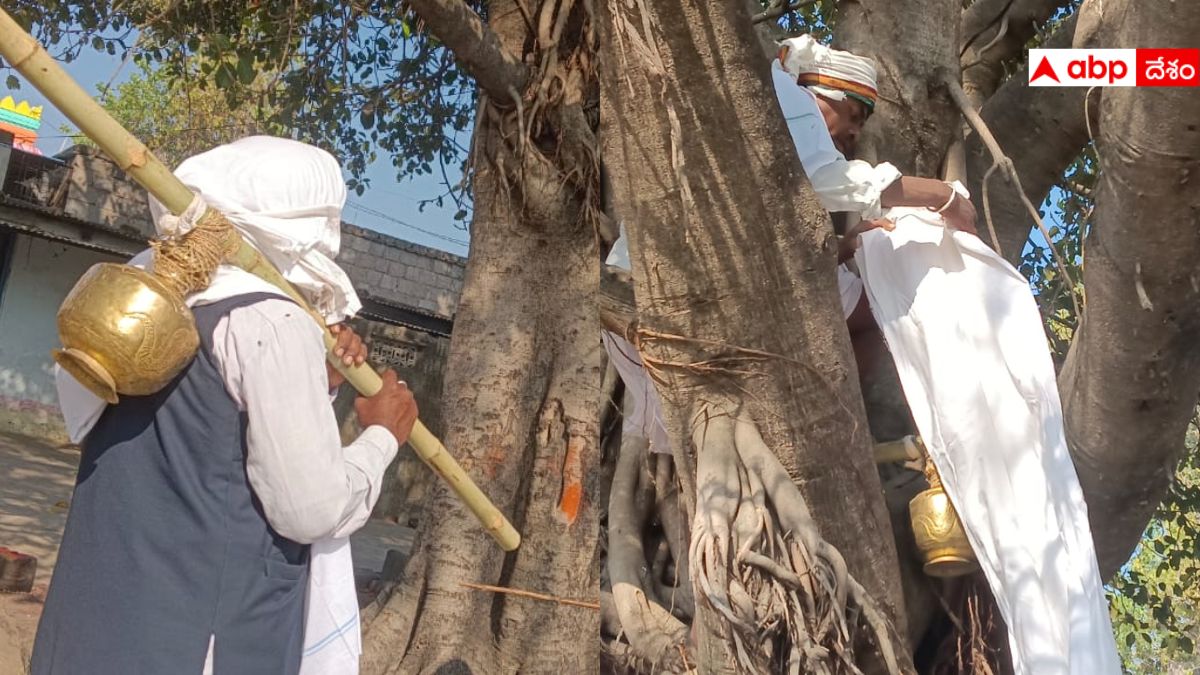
[0,96,42,155]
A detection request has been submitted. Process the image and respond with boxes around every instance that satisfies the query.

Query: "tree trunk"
[834,0,961,176]
[598,0,912,670]
[360,1,603,672]
[831,2,967,646]
[1058,0,1200,577]
[829,0,962,445]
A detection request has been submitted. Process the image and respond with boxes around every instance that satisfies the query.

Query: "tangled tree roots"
[606,391,692,672]
[601,393,906,674]
[688,401,902,675]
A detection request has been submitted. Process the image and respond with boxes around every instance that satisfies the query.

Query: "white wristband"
[931,186,957,213]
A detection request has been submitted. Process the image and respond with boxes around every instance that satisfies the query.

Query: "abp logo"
[1029,48,1200,87]
[1028,49,1136,86]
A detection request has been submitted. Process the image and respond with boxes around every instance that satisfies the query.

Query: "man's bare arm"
[881,176,978,234]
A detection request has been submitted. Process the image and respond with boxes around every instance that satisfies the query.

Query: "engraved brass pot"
[909,459,979,578]
[53,263,199,404]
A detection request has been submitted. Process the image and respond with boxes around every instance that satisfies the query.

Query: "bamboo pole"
[0,9,519,552]
[873,435,924,464]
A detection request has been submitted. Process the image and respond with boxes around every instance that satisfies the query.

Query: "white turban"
[148,136,361,324]
[777,35,879,112]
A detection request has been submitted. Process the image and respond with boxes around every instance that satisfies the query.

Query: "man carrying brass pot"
[32,136,417,675]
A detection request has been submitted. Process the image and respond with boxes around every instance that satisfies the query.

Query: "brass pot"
[909,457,978,578]
[54,263,199,404]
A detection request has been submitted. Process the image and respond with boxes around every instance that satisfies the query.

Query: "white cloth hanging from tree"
[854,207,1121,675]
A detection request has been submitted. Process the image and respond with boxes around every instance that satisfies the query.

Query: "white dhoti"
[300,538,363,675]
[855,209,1120,675]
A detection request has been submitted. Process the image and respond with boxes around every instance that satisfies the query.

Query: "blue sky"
[12,46,472,257]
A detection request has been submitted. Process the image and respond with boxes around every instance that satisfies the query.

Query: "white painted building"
[0,234,121,437]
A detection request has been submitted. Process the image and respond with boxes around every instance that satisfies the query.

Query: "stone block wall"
[337,223,466,319]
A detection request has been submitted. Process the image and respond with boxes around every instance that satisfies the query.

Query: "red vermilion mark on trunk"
[483,444,506,479]
[558,434,585,525]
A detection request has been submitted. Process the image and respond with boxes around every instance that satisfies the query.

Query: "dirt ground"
[0,431,414,673]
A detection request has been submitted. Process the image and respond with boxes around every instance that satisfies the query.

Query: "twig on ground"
[460,582,600,610]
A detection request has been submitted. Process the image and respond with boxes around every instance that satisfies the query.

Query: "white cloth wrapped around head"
[148,135,361,324]
[776,35,879,113]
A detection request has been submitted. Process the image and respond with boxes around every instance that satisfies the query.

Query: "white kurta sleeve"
[809,159,902,221]
[55,365,106,444]
[836,263,864,320]
[217,299,399,543]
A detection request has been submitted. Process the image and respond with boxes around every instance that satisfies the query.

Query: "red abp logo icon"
[1136,49,1200,87]
[1030,56,1060,83]
[1027,49,1136,86]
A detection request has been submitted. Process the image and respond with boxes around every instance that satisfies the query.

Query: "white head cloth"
[148,135,361,324]
[776,35,879,110]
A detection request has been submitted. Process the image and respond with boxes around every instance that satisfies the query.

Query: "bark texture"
[1058,0,1200,577]
[360,0,603,672]
[598,0,912,669]
[834,0,961,176]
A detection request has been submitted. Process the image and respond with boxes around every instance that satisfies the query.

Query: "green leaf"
[236,55,255,85]
[214,62,235,89]
[1153,604,1170,623]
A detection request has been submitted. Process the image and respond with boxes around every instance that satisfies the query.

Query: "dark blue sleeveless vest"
[32,293,309,675]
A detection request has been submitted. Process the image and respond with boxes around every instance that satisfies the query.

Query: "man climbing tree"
[597,0,1200,672]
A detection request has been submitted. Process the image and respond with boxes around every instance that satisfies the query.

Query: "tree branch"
[964,14,1087,266]
[405,0,529,101]
[1058,0,1200,577]
[944,73,1080,319]
[959,0,1071,106]
[751,0,818,25]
